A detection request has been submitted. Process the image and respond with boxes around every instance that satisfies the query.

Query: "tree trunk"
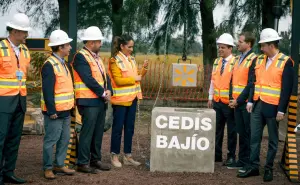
[58,0,69,32]
[111,0,124,56]
[262,0,276,29]
[199,0,217,65]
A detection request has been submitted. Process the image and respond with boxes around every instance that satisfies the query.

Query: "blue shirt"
[53,53,68,75]
[239,50,251,65]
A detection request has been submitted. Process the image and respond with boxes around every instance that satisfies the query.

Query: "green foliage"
[28,52,48,81]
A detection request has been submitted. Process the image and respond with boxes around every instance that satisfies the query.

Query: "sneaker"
[227,161,244,169]
[224,157,235,166]
[123,154,141,166]
[111,154,122,168]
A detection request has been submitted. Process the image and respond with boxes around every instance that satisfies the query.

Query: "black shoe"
[263,169,273,182]
[3,175,26,184]
[225,157,235,166]
[237,167,259,178]
[215,157,222,162]
[90,161,111,171]
[77,164,98,174]
[227,161,244,169]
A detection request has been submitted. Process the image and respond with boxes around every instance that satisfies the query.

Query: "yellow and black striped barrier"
[280,95,299,182]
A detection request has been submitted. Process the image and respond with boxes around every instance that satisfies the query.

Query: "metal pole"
[68,0,77,62]
[273,0,282,31]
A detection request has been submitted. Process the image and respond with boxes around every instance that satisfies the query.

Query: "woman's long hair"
[112,34,133,57]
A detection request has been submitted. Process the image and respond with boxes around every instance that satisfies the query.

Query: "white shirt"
[266,52,279,70]
[208,54,233,100]
[7,38,20,58]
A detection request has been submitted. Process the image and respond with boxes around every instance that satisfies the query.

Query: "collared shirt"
[266,52,279,70]
[52,53,68,75]
[7,37,21,58]
[238,49,251,65]
[208,54,233,100]
[84,47,106,97]
[84,46,105,75]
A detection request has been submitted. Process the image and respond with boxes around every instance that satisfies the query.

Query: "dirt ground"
[15,110,296,185]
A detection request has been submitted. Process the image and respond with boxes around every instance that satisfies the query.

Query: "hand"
[207,100,213,109]
[276,112,285,122]
[105,90,111,101]
[50,114,58,119]
[134,75,142,82]
[143,60,149,68]
[246,103,253,113]
[228,100,237,108]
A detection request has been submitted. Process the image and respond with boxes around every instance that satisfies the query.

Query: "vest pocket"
[0,56,13,74]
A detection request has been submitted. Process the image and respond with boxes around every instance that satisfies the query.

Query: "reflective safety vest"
[108,52,142,104]
[73,49,106,99]
[41,56,74,112]
[211,56,236,104]
[232,52,256,100]
[0,39,30,96]
[253,53,291,105]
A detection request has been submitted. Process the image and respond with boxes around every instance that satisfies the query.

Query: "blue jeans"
[110,99,137,154]
[43,115,71,170]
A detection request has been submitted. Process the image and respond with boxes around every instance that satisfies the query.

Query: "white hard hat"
[216,33,235,46]
[6,13,31,31]
[80,26,104,41]
[48,30,73,47]
[258,28,282,43]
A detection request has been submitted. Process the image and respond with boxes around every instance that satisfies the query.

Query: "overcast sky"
[0,0,292,42]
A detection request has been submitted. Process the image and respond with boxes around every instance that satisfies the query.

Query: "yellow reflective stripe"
[113,85,141,97]
[115,55,126,69]
[74,82,104,91]
[41,92,74,103]
[259,86,280,97]
[243,53,255,68]
[257,55,265,65]
[79,49,93,62]
[275,54,289,68]
[233,85,245,93]
[0,40,10,57]
[214,89,229,97]
[0,78,26,88]
[228,57,236,72]
[212,58,221,72]
[47,57,61,73]
[20,44,29,58]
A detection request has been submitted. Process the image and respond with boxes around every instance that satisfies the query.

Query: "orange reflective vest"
[108,52,142,105]
[211,56,236,104]
[73,49,106,99]
[232,52,256,100]
[253,53,291,105]
[41,56,74,112]
[0,39,30,96]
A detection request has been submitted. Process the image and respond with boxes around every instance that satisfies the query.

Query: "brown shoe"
[44,170,55,180]
[90,161,111,171]
[53,166,75,175]
[77,164,98,174]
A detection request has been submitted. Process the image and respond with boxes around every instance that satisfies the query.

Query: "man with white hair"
[207,33,237,167]
[237,28,294,182]
[0,13,31,184]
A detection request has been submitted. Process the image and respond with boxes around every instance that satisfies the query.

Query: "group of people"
[0,11,295,184]
[208,29,294,182]
[0,13,148,184]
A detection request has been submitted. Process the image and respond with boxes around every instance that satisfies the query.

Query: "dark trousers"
[250,100,279,170]
[110,99,137,154]
[235,103,251,165]
[77,105,106,165]
[0,102,25,180]
[213,101,237,160]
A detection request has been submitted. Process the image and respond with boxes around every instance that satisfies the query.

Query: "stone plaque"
[172,63,197,87]
[150,107,216,172]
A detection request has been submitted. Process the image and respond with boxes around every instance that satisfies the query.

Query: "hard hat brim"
[80,36,105,41]
[258,37,282,44]
[6,22,31,32]
[216,41,235,47]
[48,38,73,47]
